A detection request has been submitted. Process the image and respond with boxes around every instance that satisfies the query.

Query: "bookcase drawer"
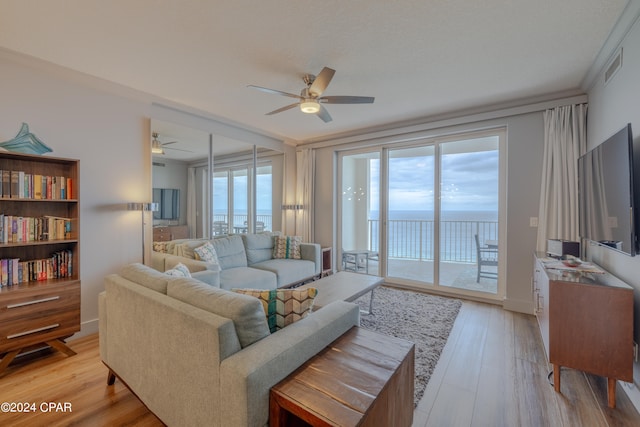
[0,281,80,352]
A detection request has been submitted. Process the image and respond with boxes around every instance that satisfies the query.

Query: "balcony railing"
[209,215,496,264]
[212,214,273,235]
[368,219,498,263]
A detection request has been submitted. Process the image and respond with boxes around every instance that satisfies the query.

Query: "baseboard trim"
[70,318,99,341]
[621,378,640,415]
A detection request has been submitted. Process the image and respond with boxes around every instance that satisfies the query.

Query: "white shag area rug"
[354,286,462,407]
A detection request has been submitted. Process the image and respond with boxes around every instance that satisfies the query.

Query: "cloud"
[364,149,499,212]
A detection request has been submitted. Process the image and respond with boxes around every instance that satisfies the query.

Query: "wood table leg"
[0,349,21,375]
[107,370,117,386]
[553,363,561,393]
[270,393,284,427]
[45,339,77,357]
[608,378,617,408]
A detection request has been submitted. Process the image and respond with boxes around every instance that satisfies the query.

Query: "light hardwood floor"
[0,301,638,426]
[414,301,640,426]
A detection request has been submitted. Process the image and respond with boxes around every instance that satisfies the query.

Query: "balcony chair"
[475,234,498,282]
[242,220,265,233]
[213,221,228,236]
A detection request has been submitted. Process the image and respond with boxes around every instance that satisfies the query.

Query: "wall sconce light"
[128,202,159,264]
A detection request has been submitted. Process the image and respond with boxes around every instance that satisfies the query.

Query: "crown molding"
[582,0,640,91]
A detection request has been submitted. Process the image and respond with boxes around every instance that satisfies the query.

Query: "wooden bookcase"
[533,253,633,408]
[0,152,80,374]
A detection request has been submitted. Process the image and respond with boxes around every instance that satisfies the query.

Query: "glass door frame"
[337,127,506,301]
[337,147,383,277]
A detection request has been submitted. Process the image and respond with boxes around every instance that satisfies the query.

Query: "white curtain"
[536,104,588,252]
[295,149,315,242]
[186,167,197,238]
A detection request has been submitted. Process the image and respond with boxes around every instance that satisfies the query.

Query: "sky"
[369,146,499,213]
[213,173,272,214]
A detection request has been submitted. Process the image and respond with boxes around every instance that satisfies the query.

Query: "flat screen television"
[578,123,637,256]
[153,188,180,220]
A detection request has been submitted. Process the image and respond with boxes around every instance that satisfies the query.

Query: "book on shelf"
[34,174,42,198]
[0,249,74,286]
[10,170,19,199]
[1,170,9,198]
[0,214,72,243]
[0,169,73,200]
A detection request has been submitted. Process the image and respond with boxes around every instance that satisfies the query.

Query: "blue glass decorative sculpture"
[0,123,53,155]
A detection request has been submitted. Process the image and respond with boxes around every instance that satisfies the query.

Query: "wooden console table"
[270,326,415,427]
[533,253,633,408]
[152,225,188,241]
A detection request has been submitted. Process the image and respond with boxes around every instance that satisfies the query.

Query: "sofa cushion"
[120,263,170,294]
[242,232,278,265]
[167,278,270,348]
[194,241,219,264]
[233,288,318,332]
[212,235,248,270]
[251,259,316,287]
[164,262,191,278]
[273,236,302,259]
[219,267,277,291]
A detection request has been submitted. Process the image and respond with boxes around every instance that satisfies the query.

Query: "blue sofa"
[151,232,321,290]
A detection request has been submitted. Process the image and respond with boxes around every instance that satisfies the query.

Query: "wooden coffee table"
[298,271,383,314]
[270,326,415,427]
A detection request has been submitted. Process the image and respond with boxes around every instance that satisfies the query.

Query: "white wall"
[313,109,546,312]
[0,50,152,337]
[0,49,288,339]
[586,8,640,409]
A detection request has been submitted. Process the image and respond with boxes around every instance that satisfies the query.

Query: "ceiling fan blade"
[162,141,179,146]
[265,103,299,115]
[247,85,303,100]
[165,147,194,153]
[308,67,335,97]
[316,104,333,123]
[319,96,375,104]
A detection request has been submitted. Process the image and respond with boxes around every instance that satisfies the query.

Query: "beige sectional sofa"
[99,263,359,427]
[152,232,321,290]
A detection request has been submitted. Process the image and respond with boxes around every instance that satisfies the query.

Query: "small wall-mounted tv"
[578,123,637,256]
[153,188,180,220]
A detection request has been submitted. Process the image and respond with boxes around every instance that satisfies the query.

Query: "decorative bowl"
[562,258,582,268]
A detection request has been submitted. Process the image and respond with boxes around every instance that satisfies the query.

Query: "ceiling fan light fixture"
[300,99,320,114]
[151,134,165,155]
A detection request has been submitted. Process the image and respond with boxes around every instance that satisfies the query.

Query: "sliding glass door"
[386,146,435,283]
[340,151,381,276]
[437,136,499,294]
[213,162,273,235]
[339,130,503,298]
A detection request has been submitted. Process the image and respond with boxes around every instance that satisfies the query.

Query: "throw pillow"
[233,287,317,332]
[164,262,191,278]
[153,241,168,253]
[272,235,302,260]
[194,241,219,264]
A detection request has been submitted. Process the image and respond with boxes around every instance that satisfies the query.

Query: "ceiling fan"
[151,132,193,155]
[248,67,374,123]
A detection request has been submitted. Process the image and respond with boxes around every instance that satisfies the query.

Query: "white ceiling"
[0,0,629,144]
